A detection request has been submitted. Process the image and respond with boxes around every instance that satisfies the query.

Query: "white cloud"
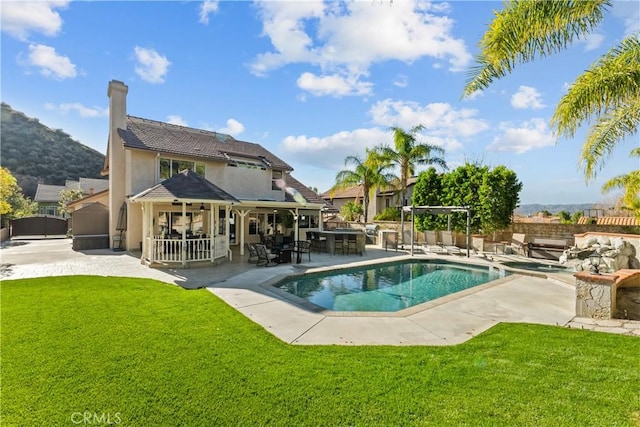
[45,102,107,118]
[133,46,171,84]
[1,0,69,40]
[297,72,373,97]
[611,0,640,36]
[199,1,219,25]
[487,118,555,154]
[369,98,488,151]
[511,85,545,110]
[580,32,605,51]
[251,0,472,96]
[463,89,483,101]
[281,128,388,170]
[219,118,245,136]
[392,74,408,88]
[167,115,188,126]
[23,44,77,79]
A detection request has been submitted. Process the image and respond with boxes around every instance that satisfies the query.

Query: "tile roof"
[119,116,293,171]
[34,184,67,202]
[131,169,239,203]
[283,175,329,206]
[577,216,639,226]
[320,185,364,200]
[78,178,109,194]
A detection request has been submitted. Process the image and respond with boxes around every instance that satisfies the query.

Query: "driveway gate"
[11,216,69,237]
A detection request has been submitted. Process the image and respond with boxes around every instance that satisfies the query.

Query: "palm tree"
[331,149,395,223]
[462,0,639,198]
[378,125,447,207]
[601,148,640,221]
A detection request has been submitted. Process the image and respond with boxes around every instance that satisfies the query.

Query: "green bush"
[374,207,400,221]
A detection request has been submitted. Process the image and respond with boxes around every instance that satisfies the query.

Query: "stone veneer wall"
[575,270,640,320]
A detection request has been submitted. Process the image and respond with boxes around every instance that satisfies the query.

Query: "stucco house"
[34,177,108,217]
[321,177,419,221]
[103,80,327,266]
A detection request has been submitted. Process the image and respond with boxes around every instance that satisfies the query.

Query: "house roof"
[284,175,329,206]
[118,116,293,172]
[577,216,639,226]
[320,185,364,200]
[131,169,239,203]
[34,184,67,202]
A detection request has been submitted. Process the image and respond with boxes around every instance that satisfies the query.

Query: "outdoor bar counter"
[318,230,366,255]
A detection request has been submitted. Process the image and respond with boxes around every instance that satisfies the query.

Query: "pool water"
[500,261,570,273]
[276,261,510,312]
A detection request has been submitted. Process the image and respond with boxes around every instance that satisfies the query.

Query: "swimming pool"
[275,260,510,312]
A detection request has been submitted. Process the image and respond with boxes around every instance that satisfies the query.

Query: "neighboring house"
[34,178,108,217]
[103,80,327,266]
[321,177,419,221]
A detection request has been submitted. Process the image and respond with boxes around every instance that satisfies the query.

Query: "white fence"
[147,236,228,264]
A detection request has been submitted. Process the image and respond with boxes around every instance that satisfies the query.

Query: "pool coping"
[260,257,524,318]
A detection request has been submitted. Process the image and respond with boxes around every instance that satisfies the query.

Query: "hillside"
[0,102,106,199]
[515,203,600,216]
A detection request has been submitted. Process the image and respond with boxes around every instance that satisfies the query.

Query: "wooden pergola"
[401,205,472,257]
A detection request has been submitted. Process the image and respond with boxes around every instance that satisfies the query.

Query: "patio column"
[209,202,214,264]
[410,206,415,256]
[225,204,231,260]
[234,209,251,255]
[181,201,187,267]
[318,209,323,231]
[294,208,299,241]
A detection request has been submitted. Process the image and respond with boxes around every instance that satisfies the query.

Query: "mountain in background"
[0,102,106,199]
[515,203,604,216]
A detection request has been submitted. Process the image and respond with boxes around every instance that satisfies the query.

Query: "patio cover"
[402,205,471,257]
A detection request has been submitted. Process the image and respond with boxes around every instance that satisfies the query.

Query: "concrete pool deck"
[2,238,639,344]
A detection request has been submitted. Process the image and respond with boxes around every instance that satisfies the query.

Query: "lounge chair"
[255,244,278,267]
[440,231,462,255]
[508,233,527,256]
[422,230,445,254]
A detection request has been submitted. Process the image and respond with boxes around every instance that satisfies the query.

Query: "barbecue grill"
[364,224,379,244]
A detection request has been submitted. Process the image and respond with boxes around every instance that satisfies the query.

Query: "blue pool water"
[276,260,510,312]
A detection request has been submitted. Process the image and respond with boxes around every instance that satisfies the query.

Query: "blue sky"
[1,0,638,205]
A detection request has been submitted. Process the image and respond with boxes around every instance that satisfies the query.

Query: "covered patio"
[131,170,327,267]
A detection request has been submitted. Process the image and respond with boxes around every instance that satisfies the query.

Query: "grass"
[2,276,639,426]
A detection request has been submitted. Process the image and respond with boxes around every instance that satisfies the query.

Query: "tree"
[412,163,522,234]
[463,0,639,199]
[571,211,584,224]
[0,167,37,226]
[331,149,395,223]
[557,210,572,223]
[378,125,447,207]
[601,148,640,221]
[59,188,84,216]
[340,201,364,222]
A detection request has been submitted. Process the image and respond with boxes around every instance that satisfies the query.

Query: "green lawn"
[2,276,639,426]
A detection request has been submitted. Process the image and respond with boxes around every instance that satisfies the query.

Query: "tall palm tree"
[378,125,447,207]
[331,148,395,223]
[462,0,639,197]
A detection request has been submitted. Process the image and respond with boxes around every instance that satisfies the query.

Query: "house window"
[272,170,283,190]
[227,159,266,170]
[385,198,390,209]
[159,158,205,180]
[248,213,260,235]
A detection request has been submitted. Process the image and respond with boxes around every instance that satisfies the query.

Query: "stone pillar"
[575,272,618,320]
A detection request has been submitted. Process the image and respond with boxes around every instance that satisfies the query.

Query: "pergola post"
[209,203,214,263]
[181,201,187,267]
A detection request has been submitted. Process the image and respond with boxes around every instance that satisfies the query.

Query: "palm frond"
[463,0,610,97]
[579,98,640,180]
[552,34,640,138]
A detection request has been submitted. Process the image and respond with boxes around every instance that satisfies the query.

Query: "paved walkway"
[2,238,638,344]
